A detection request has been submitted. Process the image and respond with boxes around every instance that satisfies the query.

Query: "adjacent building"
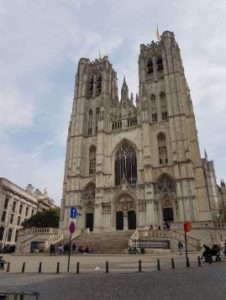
[0,178,56,248]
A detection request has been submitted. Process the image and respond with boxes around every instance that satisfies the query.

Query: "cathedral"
[60,31,225,233]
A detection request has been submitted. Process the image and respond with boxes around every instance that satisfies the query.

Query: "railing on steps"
[129,229,202,250]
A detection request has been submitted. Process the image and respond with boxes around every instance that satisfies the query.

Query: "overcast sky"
[0,0,226,204]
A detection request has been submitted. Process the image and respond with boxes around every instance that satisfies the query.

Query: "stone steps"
[73,231,134,254]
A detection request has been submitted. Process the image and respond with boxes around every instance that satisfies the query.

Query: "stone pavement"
[0,262,226,300]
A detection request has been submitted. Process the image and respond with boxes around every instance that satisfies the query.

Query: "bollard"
[138,260,142,272]
[157,259,161,271]
[171,258,175,269]
[198,256,202,267]
[76,262,80,274]
[21,262,26,273]
[6,262,10,273]
[106,261,109,273]
[56,262,60,274]
[38,262,42,273]
[186,257,190,268]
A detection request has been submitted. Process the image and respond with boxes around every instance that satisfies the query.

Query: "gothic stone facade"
[60,31,221,232]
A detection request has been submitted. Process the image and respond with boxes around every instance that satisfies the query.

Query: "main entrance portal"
[128,210,136,229]
[116,211,124,230]
[86,213,94,231]
[163,207,174,222]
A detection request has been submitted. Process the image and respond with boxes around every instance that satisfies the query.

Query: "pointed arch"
[156,173,175,193]
[157,132,168,164]
[157,56,163,71]
[82,182,96,200]
[88,76,94,98]
[147,58,153,74]
[89,145,96,175]
[96,74,102,95]
[114,140,137,186]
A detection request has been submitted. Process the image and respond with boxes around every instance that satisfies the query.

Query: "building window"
[19,204,23,214]
[96,107,100,133]
[88,76,94,98]
[157,56,163,71]
[0,227,4,241]
[15,230,19,242]
[158,133,168,164]
[89,146,96,175]
[7,229,12,242]
[31,210,34,216]
[160,92,168,120]
[115,142,137,186]
[25,207,29,217]
[147,58,153,74]
[4,197,9,209]
[151,94,158,123]
[17,216,21,226]
[10,214,14,224]
[88,110,93,136]
[12,201,16,212]
[96,75,102,95]
[1,211,6,222]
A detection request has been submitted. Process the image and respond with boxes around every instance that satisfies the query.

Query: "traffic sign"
[70,207,77,219]
[69,221,76,234]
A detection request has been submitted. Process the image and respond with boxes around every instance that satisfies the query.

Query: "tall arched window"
[89,146,96,175]
[158,133,168,164]
[160,92,168,120]
[88,76,94,98]
[95,107,100,133]
[147,58,153,74]
[157,57,163,71]
[115,142,137,186]
[151,94,157,122]
[96,75,102,95]
[88,110,93,136]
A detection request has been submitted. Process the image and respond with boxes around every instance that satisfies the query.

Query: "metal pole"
[184,230,189,267]
[67,233,72,272]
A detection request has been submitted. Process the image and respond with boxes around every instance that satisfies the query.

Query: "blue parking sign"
[70,207,77,219]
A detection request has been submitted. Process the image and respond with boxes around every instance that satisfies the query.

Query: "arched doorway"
[163,207,174,222]
[128,210,136,229]
[116,211,124,230]
[86,213,94,231]
[115,194,136,230]
[82,182,95,231]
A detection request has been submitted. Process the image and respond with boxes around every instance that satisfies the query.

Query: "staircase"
[73,231,134,254]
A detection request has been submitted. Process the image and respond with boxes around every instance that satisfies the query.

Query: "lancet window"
[89,146,96,175]
[88,110,93,136]
[96,107,100,133]
[151,94,158,122]
[96,75,102,95]
[158,133,168,164]
[157,57,163,71]
[88,76,94,98]
[160,92,168,120]
[147,58,153,74]
[156,175,175,193]
[115,142,137,186]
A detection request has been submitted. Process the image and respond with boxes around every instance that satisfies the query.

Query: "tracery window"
[89,146,96,175]
[157,57,163,71]
[115,142,137,186]
[88,76,94,98]
[158,133,168,164]
[156,175,175,193]
[160,92,168,120]
[82,183,95,200]
[88,110,93,136]
[96,107,100,133]
[96,75,102,95]
[147,58,153,74]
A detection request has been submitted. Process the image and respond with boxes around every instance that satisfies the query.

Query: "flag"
[156,24,160,41]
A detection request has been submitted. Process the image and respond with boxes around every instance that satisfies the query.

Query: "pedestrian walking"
[178,241,183,255]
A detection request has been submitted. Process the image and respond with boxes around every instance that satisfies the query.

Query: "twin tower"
[60,31,218,232]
